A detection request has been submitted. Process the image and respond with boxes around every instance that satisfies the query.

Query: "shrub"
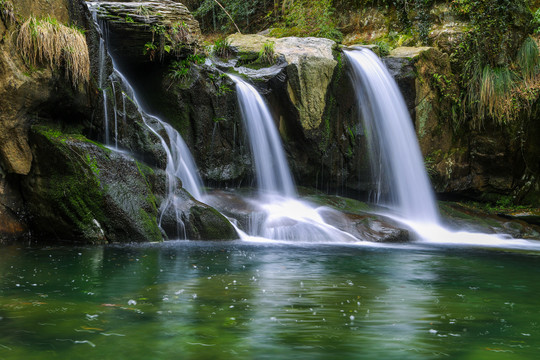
[270,0,343,42]
[17,16,90,86]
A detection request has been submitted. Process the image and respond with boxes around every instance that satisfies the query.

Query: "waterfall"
[230,75,296,198]
[88,3,204,236]
[345,48,440,224]
[228,75,357,242]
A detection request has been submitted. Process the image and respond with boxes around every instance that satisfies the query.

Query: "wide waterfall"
[345,48,440,224]
[345,48,540,249]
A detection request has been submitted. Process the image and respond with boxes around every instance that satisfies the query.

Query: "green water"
[1,241,539,359]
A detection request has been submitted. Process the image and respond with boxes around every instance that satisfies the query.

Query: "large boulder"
[23,126,163,243]
[228,34,338,132]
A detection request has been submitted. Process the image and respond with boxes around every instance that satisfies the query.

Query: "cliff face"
[0,0,78,243]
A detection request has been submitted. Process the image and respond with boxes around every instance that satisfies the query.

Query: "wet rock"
[23,126,163,243]
[0,171,27,244]
[159,189,238,241]
[305,194,411,243]
[439,202,540,239]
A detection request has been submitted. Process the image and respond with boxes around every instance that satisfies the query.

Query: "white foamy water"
[346,48,439,223]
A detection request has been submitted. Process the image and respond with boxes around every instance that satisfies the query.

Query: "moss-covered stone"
[23,126,163,243]
[185,204,238,240]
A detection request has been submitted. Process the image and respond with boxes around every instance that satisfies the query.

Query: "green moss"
[138,209,162,242]
[136,160,158,213]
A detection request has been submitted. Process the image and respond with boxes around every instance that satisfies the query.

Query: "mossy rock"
[159,188,238,241]
[23,126,163,243]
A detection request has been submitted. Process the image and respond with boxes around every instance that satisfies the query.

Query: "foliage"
[449,0,538,128]
[144,21,195,61]
[535,8,540,34]
[212,37,234,58]
[270,0,343,42]
[459,36,540,128]
[0,0,15,25]
[192,0,271,33]
[375,40,391,56]
[217,83,232,96]
[143,41,158,60]
[167,54,206,88]
[17,16,90,86]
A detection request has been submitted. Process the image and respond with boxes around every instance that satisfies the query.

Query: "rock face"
[0,0,89,242]
[88,0,201,62]
[225,34,367,194]
[228,34,338,132]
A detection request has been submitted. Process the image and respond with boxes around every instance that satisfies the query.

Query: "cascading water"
[229,75,357,242]
[230,75,296,197]
[345,48,439,224]
[346,48,540,249]
[88,2,205,237]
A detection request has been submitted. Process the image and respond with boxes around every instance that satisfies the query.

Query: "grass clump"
[257,41,275,65]
[461,36,540,127]
[17,16,90,86]
[212,37,234,58]
[0,0,15,25]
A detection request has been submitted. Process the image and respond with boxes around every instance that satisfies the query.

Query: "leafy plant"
[125,15,134,23]
[212,37,234,58]
[166,54,207,88]
[375,40,391,56]
[143,41,157,60]
[217,83,232,96]
[17,16,90,86]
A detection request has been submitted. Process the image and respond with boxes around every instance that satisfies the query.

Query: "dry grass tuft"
[0,0,16,25]
[17,16,90,86]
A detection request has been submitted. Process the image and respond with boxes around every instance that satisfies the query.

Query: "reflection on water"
[1,242,540,359]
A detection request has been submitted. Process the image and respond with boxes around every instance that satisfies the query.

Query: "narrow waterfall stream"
[88,3,205,237]
[230,75,296,198]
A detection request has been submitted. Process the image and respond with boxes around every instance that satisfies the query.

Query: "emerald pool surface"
[1,241,539,359]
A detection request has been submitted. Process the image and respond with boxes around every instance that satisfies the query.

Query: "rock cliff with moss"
[0,0,237,244]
